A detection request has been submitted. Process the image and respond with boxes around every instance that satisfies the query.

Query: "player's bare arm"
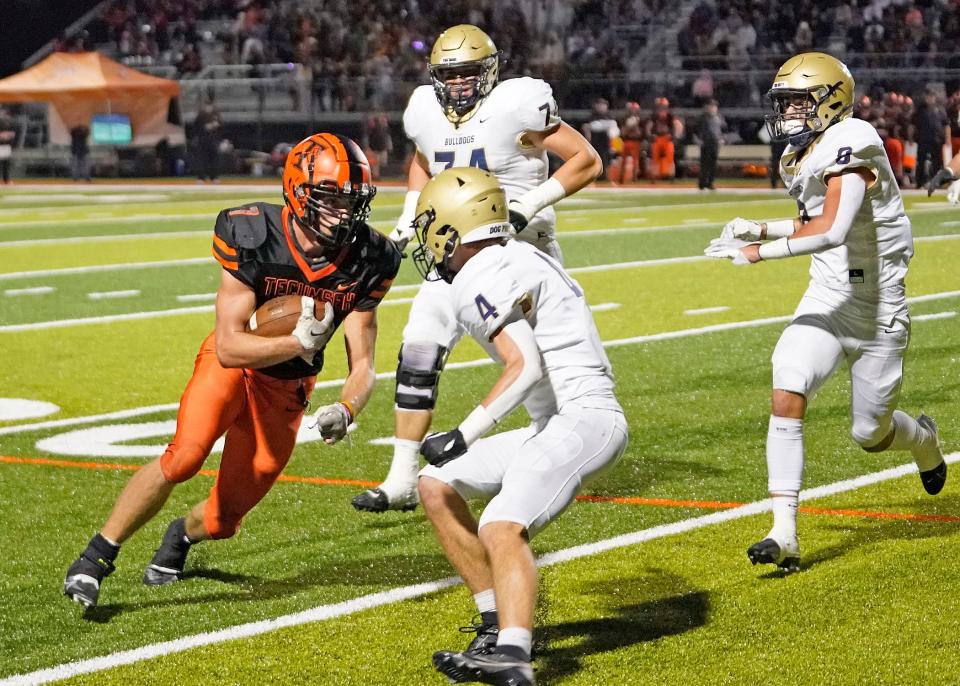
[339,308,379,416]
[213,270,307,368]
[310,307,379,445]
[407,150,432,192]
[525,122,602,193]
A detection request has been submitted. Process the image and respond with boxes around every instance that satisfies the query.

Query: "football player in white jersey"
[352,24,602,514]
[407,166,627,685]
[705,52,946,573]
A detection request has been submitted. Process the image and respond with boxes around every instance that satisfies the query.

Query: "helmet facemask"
[291,179,376,249]
[411,208,461,283]
[765,81,851,148]
[429,53,499,119]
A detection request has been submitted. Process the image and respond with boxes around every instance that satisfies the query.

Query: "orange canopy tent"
[0,51,184,146]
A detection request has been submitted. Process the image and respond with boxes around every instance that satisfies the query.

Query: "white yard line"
[175,293,216,302]
[589,302,621,312]
[4,286,54,296]
[913,311,956,322]
[4,451,956,686]
[684,306,730,316]
[0,231,209,248]
[87,290,141,300]
[0,257,211,282]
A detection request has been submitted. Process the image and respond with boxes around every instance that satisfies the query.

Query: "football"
[245,295,308,337]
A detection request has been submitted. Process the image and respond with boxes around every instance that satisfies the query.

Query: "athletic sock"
[473,588,497,626]
[496,627,532,661]
[766,415,804,541]
[81,533,120,574]
[381,439,420,494]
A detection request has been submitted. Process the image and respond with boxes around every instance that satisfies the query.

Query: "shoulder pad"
[217,202,270,250]
[403,86,435,139]
[496,78,560,132]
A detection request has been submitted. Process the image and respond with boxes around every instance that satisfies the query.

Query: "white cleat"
[351,485,419,513]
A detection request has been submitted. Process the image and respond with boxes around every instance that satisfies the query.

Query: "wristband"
[339,401,355,424]
[763,218,795,238]
[758,237,792,260]
[458,405,497,445]
[512,177,567,220]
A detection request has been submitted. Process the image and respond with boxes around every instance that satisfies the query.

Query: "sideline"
[3,452,956,685]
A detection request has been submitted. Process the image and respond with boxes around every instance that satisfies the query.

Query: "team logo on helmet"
[282,133,376,248]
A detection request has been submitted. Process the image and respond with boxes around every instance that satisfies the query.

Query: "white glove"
[387,220,417,252]
[720,217,763,241]
[947,179,960,205]
[388,190,421,252]
[292,297,335,364]
[308,402,352,444]
[704,237,756,266]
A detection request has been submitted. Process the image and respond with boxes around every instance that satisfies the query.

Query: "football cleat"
[63,552,115,608]
[914,414,946,495]
[747,536,800,573]
[432,650,535,686]
[351,487,418,513]
[460,616,499,656]
[143,518,192,586]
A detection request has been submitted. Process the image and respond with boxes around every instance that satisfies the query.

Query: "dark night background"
[0,0,101,77]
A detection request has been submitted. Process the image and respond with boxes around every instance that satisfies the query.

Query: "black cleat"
[915,415,946,495]
[63,535,118,608]
[143,518,192,586]
[351,487,418,513]
[747,537,800,573]
[432,650,535,686]
[460,617,499,656]
[920,462,947,496]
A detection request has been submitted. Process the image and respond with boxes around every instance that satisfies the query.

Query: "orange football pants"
[621,140,643,182]
[159,332,315,539]
[651,135,675,179]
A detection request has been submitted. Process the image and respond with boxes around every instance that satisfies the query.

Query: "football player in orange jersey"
[63,133,401,608]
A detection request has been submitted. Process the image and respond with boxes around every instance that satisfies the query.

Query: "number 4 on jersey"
[475,293,499,321]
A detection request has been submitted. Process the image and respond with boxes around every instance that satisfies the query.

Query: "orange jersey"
[211,202,400,379]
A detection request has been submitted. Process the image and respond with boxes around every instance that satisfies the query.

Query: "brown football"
[245,295,309,337]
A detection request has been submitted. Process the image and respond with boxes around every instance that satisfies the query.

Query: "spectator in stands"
[193,101,223,184]
[619,101,646,183]
[647,97,683,180]
[695,99,724,191]
[70,124,92,183]
[0,109,14,185]
[912,89,949,187]
[582,97,620,181]
[176,43,203,78]
[362,107,392,181]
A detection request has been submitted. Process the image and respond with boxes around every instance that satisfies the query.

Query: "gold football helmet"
[765,52,855,147]
[411,166,512,283]
[428,24,500,123]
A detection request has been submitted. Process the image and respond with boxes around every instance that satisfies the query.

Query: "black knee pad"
[395,342,448,411]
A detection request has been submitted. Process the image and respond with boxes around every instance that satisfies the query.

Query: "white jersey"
[403,77,562,235]
[450,240,619,420]
[780,117,913,292]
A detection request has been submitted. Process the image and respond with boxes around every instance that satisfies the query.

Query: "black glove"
[420,428,468,467]
[927,168,955,196]
[508,209,529,233]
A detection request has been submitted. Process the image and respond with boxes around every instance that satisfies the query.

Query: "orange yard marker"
[3,454,959,522]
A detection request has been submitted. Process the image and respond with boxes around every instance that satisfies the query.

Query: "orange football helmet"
[282,133,376,247]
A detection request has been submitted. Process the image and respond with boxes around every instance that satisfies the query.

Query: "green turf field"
[0,183,957,685]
